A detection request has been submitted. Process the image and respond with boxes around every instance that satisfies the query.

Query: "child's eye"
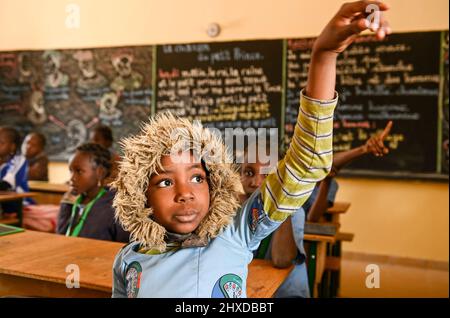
[244,170,254,177]
[157,179,173,188]
[191,175,204,183]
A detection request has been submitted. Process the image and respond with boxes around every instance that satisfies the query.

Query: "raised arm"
[261,1,391,223]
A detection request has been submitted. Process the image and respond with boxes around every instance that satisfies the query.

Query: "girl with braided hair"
[56,142,129,242]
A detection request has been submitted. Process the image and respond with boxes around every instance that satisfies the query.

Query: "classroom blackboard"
[0,31,448,180]
[0,46,153,160]
[155,40,283,134]
[285,31,448,179]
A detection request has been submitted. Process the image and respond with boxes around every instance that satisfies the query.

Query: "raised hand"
[313,0,391,55]
[306,1,391,100]
[364,121,393,157]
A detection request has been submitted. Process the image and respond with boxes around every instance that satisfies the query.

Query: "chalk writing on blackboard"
[156,40,283,133]
[285,32,443,176]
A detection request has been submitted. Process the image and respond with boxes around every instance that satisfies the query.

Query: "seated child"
[89,124,121,185]
[111,1,391,298]
[0,126,32,214]
[239,140,311,298]
[56,143,129,242]
[22,132,49,181]
[248,121,394,298]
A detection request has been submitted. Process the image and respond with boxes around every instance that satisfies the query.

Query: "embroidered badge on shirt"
[211,273,243,298]
[248,195,266,234]
[125,261,142,298]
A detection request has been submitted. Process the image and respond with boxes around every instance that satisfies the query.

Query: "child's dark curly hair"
[0,126,22,154]
[93,124,114,144]
[77,143,112,178]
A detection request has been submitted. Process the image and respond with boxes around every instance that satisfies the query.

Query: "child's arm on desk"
[270,217,298,268]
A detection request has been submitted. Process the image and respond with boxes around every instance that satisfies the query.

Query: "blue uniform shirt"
[113,190,288,298]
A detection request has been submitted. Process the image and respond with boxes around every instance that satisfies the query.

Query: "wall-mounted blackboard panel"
[0,46,153,160]
[285,31,447,179]
[155,40,283,134]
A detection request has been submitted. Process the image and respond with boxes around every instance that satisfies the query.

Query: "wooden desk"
[325,201,351,224]
[319,201,352,298]
[303,233,336,298]
[247,259,293,298]
[28,181,69,205]
[0,231,292,298]
[0,192,37,227]
[326,202,351,214]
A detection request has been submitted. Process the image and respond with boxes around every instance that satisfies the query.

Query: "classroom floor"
[339,257,449,298]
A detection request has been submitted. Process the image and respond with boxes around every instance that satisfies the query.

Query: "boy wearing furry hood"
[112,1,390,298]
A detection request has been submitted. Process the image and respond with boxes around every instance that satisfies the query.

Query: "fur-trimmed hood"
[112,112,243,252]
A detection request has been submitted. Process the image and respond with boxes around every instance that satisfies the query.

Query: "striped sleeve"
[261,89,338,221]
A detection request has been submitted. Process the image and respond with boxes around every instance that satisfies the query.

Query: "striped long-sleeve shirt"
[262,90,337,222]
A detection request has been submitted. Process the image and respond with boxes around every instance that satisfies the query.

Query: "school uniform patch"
[248,196,266,234]
[211,274,243,298]
[125,261,142,298]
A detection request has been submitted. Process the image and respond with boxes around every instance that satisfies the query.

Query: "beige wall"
[337,178,449,262]
[0,0,449,50]
[2,0,449,262]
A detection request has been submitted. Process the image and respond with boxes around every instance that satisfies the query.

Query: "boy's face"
[146,151,210,234]
[68,151,99,195]
[240,158,270,199]
[0,131,16,159]
[23,134,43,159]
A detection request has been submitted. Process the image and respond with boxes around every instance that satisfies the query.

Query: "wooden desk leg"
[307,241,317,298]
[17,199,23,227]
[315,242,327,297]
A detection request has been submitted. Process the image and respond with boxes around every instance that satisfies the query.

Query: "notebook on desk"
[0,224,25,236]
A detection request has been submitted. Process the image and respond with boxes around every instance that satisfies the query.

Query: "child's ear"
[96,166,107,182]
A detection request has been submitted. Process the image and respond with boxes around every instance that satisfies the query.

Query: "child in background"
[239,140,311,297]
[22,132,49,181]
[56,143,129,242]
[60,124,120,205]
[247,122,394,298]
[111,1,391,298]
[89,124,121,185]
[0,126,33,216]
[0,127,28,193]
